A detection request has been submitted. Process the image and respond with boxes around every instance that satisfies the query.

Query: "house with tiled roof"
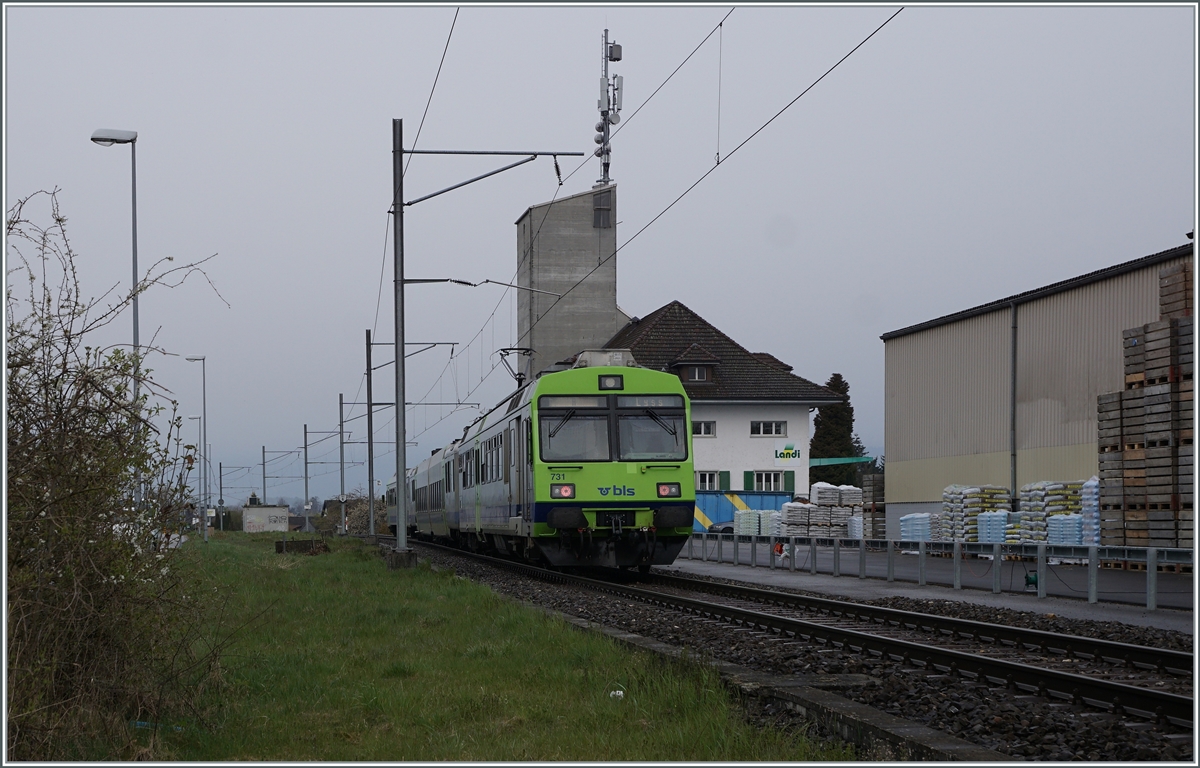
[603,301,843,495]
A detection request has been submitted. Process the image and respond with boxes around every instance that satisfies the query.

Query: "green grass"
[159,533,853,761]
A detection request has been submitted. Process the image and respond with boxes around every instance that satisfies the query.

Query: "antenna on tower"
[594,29,623,187]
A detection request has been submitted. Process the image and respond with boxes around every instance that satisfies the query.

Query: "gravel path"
[413,545,1193,762]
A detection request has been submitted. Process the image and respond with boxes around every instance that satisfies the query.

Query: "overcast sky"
[5,4,1196,505]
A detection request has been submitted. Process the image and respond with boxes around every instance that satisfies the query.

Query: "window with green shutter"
[718,471,730,491]
[744,471,754,491]
[784,471,795,493]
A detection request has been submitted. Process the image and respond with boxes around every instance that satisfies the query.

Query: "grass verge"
[157,533,853,761]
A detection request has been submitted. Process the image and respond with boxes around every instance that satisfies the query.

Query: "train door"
[473,441,482,535]
[511,418,524,522]
[523,417,533,522]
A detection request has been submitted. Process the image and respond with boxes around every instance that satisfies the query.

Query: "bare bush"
[5,190,224,759]
[342,493,389,535]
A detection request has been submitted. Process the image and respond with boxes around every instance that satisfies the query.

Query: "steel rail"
[403,541,1193,725]
[647,573,1193,675]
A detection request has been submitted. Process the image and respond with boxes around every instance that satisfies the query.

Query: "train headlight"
[550,483,576,499]
[656,483,681,498]
[598,374,623,390]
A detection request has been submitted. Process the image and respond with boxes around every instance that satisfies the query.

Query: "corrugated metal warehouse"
[881,242,1194,532]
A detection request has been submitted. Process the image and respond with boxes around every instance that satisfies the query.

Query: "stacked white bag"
[899,512,932,541]
[1080,476,1101,545]
[1014,481,1086,543]
[961,485,1012,543]
[942,485,968,541]
[734,508,759,536]
[976,510,1009,544]
[1047,513,1083,545]
[830,506,854,537]
[809,482,841,506]
[781,502,813,537]
[838,485,864,506]
[808,504,832,536]
[759,509,784,537]
[847,515,864,539]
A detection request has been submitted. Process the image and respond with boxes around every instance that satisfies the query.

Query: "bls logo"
[597,485,636,497]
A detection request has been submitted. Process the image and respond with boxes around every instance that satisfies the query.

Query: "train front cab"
[529,366,695,570]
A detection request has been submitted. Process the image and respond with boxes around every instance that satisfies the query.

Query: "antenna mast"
[594,29,623,186]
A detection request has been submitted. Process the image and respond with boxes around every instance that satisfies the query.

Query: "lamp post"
[186,356,208,542]
[90,129,139,400]
[92,127,141,504]
[188,415,201,532]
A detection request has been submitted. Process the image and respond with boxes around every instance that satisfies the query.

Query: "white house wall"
[690,402,811,492]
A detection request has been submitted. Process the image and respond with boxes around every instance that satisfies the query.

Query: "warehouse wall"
[884,309,1011,464]
[885,252,1192,506]
[1015,265,1175,450]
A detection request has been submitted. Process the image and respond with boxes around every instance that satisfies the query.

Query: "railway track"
[640,573,1193,688]
[397,539,1193,727]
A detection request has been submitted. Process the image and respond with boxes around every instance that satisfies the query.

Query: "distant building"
[881,242,1193,526]
[516,184,630,379]
[604,300,843,494]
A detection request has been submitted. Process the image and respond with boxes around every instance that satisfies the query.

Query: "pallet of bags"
[808,509,832,537]
[734,508,759,536]
[781,502,811,537]
[1047,513,1083,545]
[830,505,853,537]
[899,512,932,541]
[942,484,969,541]
[759,509,783,537]
[838,485,864,506]
[847,515,864,539]
[808,481,841,506]
[976,510,1008,544]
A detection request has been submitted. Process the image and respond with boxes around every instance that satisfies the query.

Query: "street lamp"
[90,128,139,400]
[186,356,208,543]
[188,415,202,532]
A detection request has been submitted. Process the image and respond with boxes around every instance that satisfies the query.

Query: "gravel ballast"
[411,545,1193,762]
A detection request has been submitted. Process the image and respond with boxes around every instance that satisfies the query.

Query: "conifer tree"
[808,373,867,487]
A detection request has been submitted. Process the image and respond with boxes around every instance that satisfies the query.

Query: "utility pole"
[393,119,407,553]
[303,423,310,532]
[393,117,581,561]
[339,393,346,535]
[366,329,376,537]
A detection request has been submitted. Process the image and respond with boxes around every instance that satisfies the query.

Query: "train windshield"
[617,411,687,461]
[539,412,611,461]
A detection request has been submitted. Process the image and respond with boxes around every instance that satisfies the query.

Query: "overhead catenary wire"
[404,10,741,423]
[715,19,723,164]
[404,7,460,178]
[344,9,749,476]
[520,6,905,346]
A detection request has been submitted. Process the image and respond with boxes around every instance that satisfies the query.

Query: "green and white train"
[387,351,695,571]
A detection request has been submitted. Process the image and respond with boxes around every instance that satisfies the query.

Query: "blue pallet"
[691,491,794,531]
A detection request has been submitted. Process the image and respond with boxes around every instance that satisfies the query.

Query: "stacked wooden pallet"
[860,473,886,538]
[1160,262,1193,320]
[861,507,886,539]
[1096,271,1194,548]
[1097,392,1124,545]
